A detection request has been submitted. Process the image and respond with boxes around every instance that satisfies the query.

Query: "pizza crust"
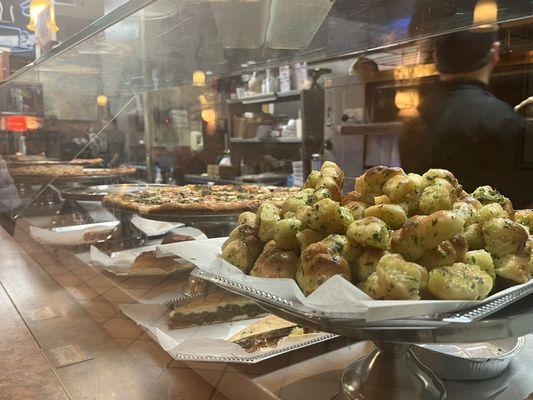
[11,165,136,177]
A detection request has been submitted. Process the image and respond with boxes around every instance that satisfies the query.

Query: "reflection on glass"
[266,0,334,49]
[193,70,206,87]
[473,0,498,29]
[395,88,419,118]
[209,0,271,49]
[96,95,108,107]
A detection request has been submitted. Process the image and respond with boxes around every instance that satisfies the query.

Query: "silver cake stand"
[55,183,167,248]
[103,202,240,240]
[103,200,242,294]
[59,184,169,226]
[192,267,533,400]
[13,174,124,220]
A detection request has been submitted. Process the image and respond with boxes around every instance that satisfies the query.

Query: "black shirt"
[400,79,530,208]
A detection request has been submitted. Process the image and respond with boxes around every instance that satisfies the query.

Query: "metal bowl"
[413,337,525,381]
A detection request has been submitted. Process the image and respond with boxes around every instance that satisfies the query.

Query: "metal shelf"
[229,137,302,144]
[275,89,302,98]
[227,90,301,105]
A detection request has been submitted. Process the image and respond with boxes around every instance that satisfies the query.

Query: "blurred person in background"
[89,118,125,168]
[400,29,531,207]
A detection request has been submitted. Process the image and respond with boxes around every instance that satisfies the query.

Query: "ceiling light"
[201,109,216,123]
[473,0,498,31]
[28,0,58,32]
[193,70,206,86]
[97,95,108,107]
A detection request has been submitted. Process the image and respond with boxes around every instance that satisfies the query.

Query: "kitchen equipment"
[323,74,402,182]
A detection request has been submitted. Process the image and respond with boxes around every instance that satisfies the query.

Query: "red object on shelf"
[6,115,28,132]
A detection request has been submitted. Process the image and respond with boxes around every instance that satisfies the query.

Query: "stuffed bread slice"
[229,315,315,353]
[169,291,267,329]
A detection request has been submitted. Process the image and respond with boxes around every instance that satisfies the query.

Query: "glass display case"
[0,1,532,399]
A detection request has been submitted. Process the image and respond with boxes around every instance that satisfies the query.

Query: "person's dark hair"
[435,29,498,74]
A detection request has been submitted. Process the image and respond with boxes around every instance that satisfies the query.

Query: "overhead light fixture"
[192,70,206,86]
[28,0,48,31]
[209,0,270,49]
[266,0,334,49]
[198,95,208,106]
[96,95,108,107]
[395,88,419,109]
[26,116,40,131]
[201,109,216,123]
[49,1,59,32]
[28,0,59,32]
[395,88,420,118]
[473,0,498,31]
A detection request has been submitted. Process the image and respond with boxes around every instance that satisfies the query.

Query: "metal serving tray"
[120,296,337,364]
[191,267,533,399]
[192,267,533,343]
[141,326,336,364]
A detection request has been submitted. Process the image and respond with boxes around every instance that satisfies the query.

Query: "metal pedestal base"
[113,218,147,250]
[51,199,93,227]
[339,342,446,400]
[189,220,236,238]
[20,183,61,208]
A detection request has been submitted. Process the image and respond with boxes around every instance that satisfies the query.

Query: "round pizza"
[102,184,299,215]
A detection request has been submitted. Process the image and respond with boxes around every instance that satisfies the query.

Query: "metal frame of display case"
[0,0,156,88]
